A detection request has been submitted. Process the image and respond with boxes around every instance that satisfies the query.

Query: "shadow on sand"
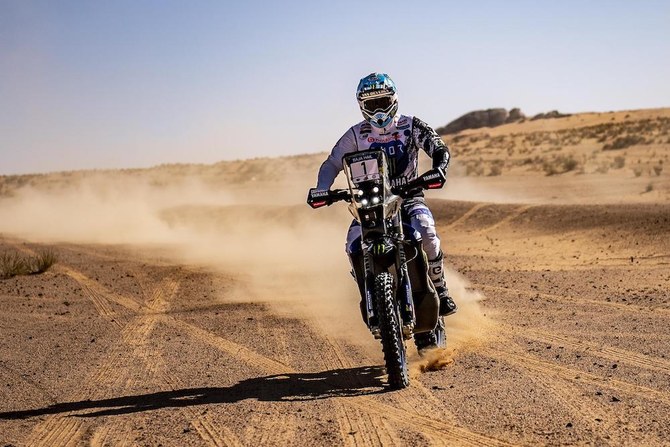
[0,366,386,419]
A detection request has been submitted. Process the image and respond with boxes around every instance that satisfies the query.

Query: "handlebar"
[392,167,447,197]
[307,168,446,209]
[306,188,350,209]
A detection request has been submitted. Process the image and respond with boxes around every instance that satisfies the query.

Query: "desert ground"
[0,109,669,446]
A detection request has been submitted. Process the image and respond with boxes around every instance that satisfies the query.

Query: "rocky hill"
[436,108,573,135]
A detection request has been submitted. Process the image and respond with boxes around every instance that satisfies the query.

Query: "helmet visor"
[362,96,394,113]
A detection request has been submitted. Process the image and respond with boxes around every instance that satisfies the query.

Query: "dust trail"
[411,269,494,375]
[0,175,493,356]
[0,176,367,339]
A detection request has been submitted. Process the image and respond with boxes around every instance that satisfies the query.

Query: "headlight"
[372,186,379,193]
[361,198,369,206]
[372,196,380,204]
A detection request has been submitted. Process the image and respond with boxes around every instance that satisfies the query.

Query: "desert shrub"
[633,166,643,177]
[653,165,663,176]
[595,162,610,174]
[29,249,58,274]
[612,156,626,169]
[0,249,57,279]
[0,252,30,279]
[542,155,579,176]
[489,160,504,176]
[603,135,646,150]
[645,183,654,193]
[465,162,485,176]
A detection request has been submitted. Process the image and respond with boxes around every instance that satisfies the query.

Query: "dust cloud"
[0,175,366,337]
[411,269,493,375]
[0,175,493,360]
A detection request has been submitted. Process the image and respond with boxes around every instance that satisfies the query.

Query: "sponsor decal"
[366,135,402,143]
[348,153,378,163]
[423,172,440,180]
[310,190,329,198]
[390,176,409,187]
[359,90,390,98]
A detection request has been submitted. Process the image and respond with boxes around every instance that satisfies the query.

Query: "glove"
[307,188,330,208]
[421,167,446,189]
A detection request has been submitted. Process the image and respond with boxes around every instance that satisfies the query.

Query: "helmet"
[356,73,399,129]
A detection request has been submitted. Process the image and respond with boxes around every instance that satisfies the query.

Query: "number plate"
[350,159,380,184]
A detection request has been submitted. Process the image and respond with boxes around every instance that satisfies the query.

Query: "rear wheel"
[374,272,409,389]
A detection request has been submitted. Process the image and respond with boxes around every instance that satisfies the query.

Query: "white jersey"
[316,115,450,191]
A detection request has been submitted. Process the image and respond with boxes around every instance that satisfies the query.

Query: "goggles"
[361,95,394,113]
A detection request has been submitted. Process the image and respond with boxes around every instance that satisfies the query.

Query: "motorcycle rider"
[312,72,457,351]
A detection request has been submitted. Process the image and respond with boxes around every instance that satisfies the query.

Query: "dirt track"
[1,198,669,446]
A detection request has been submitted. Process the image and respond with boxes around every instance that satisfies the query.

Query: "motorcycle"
[307,148,447,389]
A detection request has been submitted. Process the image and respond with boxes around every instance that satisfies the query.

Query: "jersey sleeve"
[315,127,358,190]
[412,116,450,171]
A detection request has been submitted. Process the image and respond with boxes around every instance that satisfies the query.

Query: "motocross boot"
[428,251,457,316]
[414,331,438,356]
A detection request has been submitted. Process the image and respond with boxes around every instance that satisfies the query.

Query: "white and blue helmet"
[356,73,399,129]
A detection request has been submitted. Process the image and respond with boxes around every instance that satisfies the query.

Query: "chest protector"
[350,115,418,188]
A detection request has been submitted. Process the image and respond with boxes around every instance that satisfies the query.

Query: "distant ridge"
[436,108,571,135]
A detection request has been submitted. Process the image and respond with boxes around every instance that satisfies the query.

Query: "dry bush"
[0,252,30,279]
[633,166,644,177]
[653,165,663,176]
[612,156,626,169]
[595,162,610,174]
[29,249,58,274]
[603,135,646,150]
[465,162,485,176]
[543,155,579,176]
[488,160,504,176]
[0,249,58,279]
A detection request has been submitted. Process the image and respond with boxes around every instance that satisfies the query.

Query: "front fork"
[361,235,416,340]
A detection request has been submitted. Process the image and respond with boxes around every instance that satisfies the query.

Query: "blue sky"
[1,0,669,174]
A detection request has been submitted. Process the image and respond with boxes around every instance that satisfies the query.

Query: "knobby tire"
[374,272,409,389]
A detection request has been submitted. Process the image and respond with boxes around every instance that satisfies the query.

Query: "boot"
[414,331,438,356]
[428,251,457,316]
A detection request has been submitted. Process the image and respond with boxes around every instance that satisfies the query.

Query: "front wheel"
[374,272,409,389]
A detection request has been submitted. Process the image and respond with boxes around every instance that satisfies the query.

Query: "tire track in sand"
[506,325,670,375]
[473,205,534,235]
[164,305,514,446]
[474,283,670,316]
[27,266,239,447]
[39,260,510,446]
[310,326,396,447]
[481,337,668,445]
[82,274,243,447]
[308,312,510,447]
[25,276,172,447]
[443,203,488,230]
[481,343,670,406]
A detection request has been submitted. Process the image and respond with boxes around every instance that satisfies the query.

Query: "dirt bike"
[307,148,446,389]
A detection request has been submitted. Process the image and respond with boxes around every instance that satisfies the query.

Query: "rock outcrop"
[530,110,571,121]
[436,108,526,135]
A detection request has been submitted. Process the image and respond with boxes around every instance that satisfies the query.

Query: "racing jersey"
[316,115,450,191]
